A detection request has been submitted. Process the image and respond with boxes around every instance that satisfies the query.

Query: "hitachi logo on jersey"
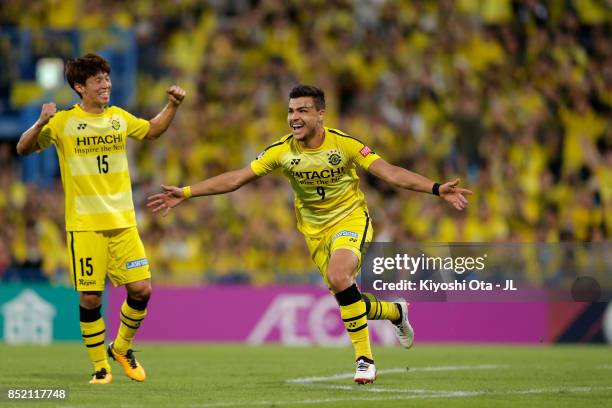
[75,134,123,146]
[291,167,345,180]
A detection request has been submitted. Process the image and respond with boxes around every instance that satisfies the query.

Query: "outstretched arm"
[147,165,259,216]
[16,103,57,156]
[367,158,472,210]
[144,85,186,140]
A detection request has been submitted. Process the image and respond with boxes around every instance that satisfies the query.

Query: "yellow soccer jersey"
[251,127,381,235]
[37,104,150,231]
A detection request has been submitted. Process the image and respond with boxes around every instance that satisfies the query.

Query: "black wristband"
[432,182,441,196]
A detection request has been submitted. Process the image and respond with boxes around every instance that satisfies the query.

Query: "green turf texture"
[0,343,610,407]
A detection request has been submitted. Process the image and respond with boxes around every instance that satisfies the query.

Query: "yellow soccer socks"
[113,297,147,354]
[361,292,401,323]
[80,305,111,375]
[335,284,373,361]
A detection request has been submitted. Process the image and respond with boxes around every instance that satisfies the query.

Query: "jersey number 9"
[316,186,325,200]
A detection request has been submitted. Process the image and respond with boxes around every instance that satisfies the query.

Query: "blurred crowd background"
[0,0,610,286]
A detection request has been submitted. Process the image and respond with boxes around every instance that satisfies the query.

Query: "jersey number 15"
[97,155,109,174]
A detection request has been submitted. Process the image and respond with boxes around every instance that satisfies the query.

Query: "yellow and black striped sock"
[335,284,373,361]
[113,297,147,355]
[80,306,110,372]
[362,292,401,323]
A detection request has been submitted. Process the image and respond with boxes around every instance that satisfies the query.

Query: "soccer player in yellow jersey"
[147,85,471,384]
[16,54,186,384]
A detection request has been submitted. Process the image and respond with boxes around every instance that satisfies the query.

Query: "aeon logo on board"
[247,294,397,346]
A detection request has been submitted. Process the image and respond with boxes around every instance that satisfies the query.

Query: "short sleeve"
[250,144,283,176]
[340,135,381,170]
[122,109,150,140]
[37,120,58,150]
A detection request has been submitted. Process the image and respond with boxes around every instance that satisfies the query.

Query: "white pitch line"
[286,364,506,384]
[61,384,612,408]
[186,386,612,408]
[298,383,458,394]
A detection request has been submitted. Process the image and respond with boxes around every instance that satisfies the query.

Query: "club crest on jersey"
[110,119,120,130]
[360,145,373,157]
[327,150,342,166]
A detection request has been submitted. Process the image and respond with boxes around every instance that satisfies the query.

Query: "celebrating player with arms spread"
[17,53,186,384]
[147,85,471,384]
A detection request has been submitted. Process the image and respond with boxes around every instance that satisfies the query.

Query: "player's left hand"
[439,178,472,210]
[167,85,186,106]
[147,184,186,217]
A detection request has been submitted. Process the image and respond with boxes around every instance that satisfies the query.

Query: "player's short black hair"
[289,85,325,110]
[65,53,111,99]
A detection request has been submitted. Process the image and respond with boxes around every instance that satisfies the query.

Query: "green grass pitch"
[0,343,610,407]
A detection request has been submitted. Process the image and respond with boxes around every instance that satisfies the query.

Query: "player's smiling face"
[76,72,112,107]
[287,97,324,141]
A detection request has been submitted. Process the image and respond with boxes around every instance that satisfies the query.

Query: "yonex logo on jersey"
[332,230,359,242]
[126,258,149,270]
[291,158,301,165]
[77,123,87,130]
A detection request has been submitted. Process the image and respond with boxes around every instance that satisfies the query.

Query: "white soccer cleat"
[393,299,414,349]
[354,357,376,384]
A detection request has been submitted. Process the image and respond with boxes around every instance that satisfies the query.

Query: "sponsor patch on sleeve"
[360,146,373,157]
[126,258,149,270]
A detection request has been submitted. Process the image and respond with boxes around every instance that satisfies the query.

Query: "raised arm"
[147,165,260,216]
[16,103,57,156]
[367,158,472,210]
[144,85,186,140]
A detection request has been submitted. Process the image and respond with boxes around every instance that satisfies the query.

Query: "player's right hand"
[38,103,57,126]
[147,184,186,217]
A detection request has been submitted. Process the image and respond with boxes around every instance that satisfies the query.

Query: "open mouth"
[292,123,304,131]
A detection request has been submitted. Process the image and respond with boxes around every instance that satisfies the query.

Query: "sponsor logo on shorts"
[126,258,149,270]
[78,279,96,287]
[332,230,359,242]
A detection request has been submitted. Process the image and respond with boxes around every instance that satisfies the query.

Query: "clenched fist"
[167,85,186,106]
[38,103,57,126]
